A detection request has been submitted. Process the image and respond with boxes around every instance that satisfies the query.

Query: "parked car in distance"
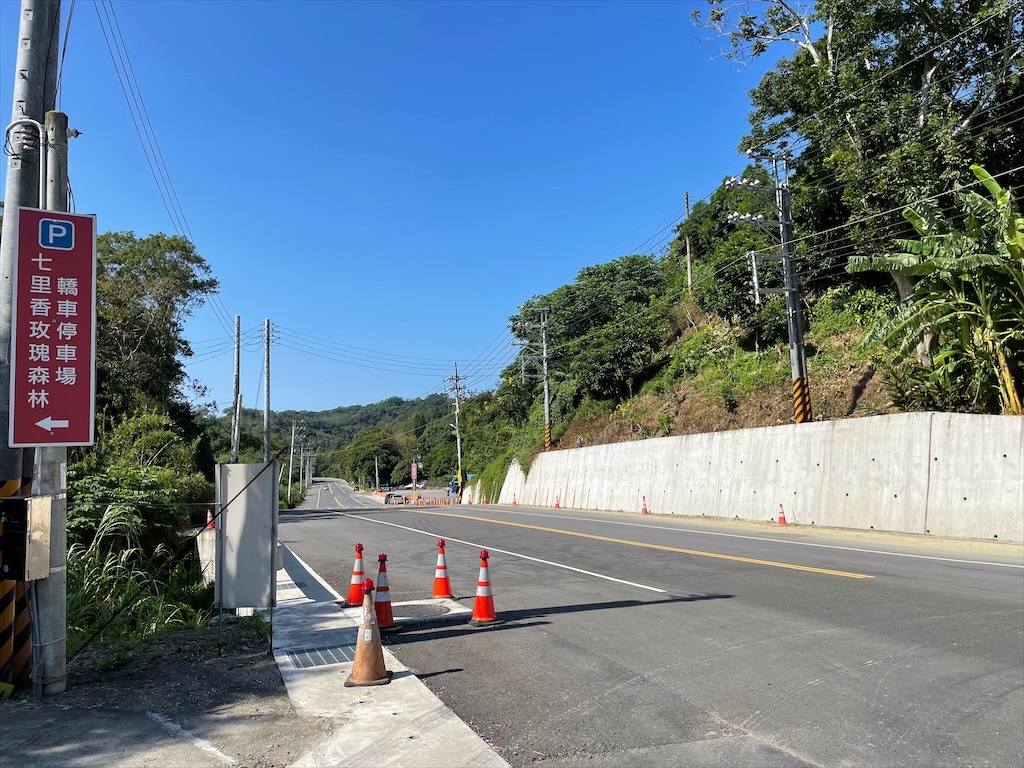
[384,493,404,505]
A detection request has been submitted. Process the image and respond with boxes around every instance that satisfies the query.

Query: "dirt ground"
[4,617,333,768]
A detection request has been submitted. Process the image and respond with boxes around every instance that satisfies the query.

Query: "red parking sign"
[9,207,97,447]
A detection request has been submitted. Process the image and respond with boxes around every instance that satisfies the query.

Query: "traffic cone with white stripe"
[344,578,392,687]
[375,554,395,630]
[432,539,453,599]
[641,496,648,515]
[469,550,499,627]
[512,494,517,506]
[778,504,788,526]
[206,509,215,529]
[346,543,366,606]
[554,495,560,509]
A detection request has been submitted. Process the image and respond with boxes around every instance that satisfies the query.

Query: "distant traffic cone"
[469,550,499,627]
[512,494,517,506]
[432,539,453,598]
[346,543,366,606]
[554,495,560,509]
[375,554,395,630]
[344,578,392,687]
[206,509,214,529]
[641,496,649,515]
[778,504,788,526]
[185,511,192,525]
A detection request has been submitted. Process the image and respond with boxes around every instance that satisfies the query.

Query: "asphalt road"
[280,480,1024,768]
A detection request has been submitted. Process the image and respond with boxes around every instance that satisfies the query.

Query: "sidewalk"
[271,545,508,767]
[1,541,508,768]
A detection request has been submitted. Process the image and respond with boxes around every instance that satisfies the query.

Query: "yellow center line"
[415,510,874,579]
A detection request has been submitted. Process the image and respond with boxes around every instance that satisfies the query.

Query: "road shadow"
[495,593,734,623]
[386,594,732,647]
[415,667,465,680]
[384,619,552,645]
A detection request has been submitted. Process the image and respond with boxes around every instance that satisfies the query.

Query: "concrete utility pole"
[776,157,812,423]
[230,315,240,462]
[0,0,61,692]
[727,157,812,423]
[263,318,270,463]
[685,191,692,294]
[446,363,464,496]
[287,420,295,503]
[31,109,70,698]
[540,313,551,451]
[374,455,379,492]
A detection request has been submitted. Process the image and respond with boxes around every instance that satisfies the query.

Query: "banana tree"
[849,166,1023,415]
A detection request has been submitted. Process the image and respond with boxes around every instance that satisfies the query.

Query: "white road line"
[146,712,236,765]
[336,511,666,594]
[489,508,1024,569]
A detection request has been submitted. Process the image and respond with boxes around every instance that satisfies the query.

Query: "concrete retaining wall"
[495,412,1024,542]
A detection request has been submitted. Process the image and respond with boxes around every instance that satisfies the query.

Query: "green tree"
[95,231,217,428]
[693,0,1024,302]
[340,427,401,487]
[511,254,668,404]
[849,165,1024,414]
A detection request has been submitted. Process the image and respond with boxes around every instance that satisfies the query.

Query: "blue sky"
[1,0,783,413]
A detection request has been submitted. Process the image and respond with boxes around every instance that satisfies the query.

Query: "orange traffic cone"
[185,511,192,525]
[641,496,649,515]
[432,539,453,598]
[512,494,517,506]
[469,550,499,627]
[554,495,560,509]
[344,578,392,687]
[375,554,395,630]
[206,509,215,529]
[346,543,366,606]
[778,504,788,526]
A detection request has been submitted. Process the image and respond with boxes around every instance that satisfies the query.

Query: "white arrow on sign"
[36,416,70,431]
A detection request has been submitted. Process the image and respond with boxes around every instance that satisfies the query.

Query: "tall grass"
[67,501,211,657]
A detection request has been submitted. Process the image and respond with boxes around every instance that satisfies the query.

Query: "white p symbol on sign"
[39,218,75,250]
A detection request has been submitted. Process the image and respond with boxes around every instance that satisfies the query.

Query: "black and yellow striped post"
[792,377,812,424]
[0,479,32,691]
[544,422,552,452]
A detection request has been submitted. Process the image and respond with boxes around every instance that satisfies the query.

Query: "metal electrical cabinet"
[214,463,278,609]
[0,497,51,581]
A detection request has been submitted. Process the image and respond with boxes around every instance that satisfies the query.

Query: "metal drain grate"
[284,644,356,669]
[277,580,307,590]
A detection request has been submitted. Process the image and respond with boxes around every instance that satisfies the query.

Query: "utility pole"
[446,363,464,497]
[776,157,811,423]
[0,0,61,693]
[727,157,812,423]
[263,318,271,463]
[287,420,296,503]
[511,308,553,450]
[374,455,379,492]
[540,313,551,451]
[685,191,692,294]
[30,108,70,699]
[230,315,240,462]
